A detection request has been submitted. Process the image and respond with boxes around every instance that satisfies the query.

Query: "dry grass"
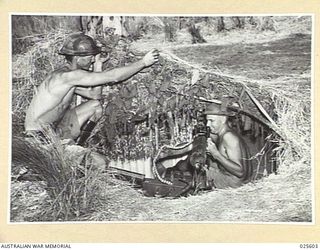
[12,128,105,221]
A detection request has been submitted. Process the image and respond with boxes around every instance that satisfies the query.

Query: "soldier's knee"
[95,103,103,118]
[88,99,100,108]
[89,100,103,118]
[89,100,103,119]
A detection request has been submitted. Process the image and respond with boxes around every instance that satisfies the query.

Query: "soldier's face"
[77,55,95,70]
[207,115,225,134]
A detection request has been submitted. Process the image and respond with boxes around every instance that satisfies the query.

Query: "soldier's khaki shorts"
[56,109,81,140]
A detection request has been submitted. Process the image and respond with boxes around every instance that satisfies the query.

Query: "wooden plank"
[108,167,145,180]
[244,88,277,127]
[108,158,155,179]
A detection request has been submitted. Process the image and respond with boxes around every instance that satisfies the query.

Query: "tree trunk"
[187,21,206,44]
[256,17,276,31]
[178,17,183,30]
[232,17,245,29]
[102,16,129,37]
[217,17,225,32]
[80,16,130,39]
[80,16,103,38]
[163,17,175,42]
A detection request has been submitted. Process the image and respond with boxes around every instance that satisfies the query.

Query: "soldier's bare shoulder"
[222,131,240,145]
[54,66,88,84]
[44,66,72,83]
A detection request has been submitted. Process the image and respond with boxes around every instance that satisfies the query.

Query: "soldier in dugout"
[24,33,159,145]
[205,103,253,188]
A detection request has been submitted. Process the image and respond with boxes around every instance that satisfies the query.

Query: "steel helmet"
[204,103,236,117]
[59,33,100,56]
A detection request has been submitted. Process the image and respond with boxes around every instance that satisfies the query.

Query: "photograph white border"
[7,12,315,226]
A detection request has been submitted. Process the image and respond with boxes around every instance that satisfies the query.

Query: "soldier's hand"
[93,53,110,72]
[207,139,220,158]
[143,49,159,67]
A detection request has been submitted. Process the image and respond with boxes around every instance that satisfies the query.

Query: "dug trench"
[109,105,281,198]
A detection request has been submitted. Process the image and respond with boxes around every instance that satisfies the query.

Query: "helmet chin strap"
[76,57,81,66]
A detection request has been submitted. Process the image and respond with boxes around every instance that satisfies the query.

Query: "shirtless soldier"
[25,33,159,145]
[205,103,253,188]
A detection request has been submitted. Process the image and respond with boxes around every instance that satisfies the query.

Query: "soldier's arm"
[207,133,245,178]
[73,53,105,99]
[62,49,159,87]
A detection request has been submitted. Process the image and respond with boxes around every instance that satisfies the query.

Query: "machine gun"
[142,112,213,197]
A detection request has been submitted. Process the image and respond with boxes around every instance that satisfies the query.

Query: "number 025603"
[300,244,319,248]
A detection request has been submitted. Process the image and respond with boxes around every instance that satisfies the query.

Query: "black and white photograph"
[10,14,313,223]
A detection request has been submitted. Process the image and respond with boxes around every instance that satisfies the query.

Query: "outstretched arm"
[207,133,245,178]
[74,55,104,99]
[62,49,159,87]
